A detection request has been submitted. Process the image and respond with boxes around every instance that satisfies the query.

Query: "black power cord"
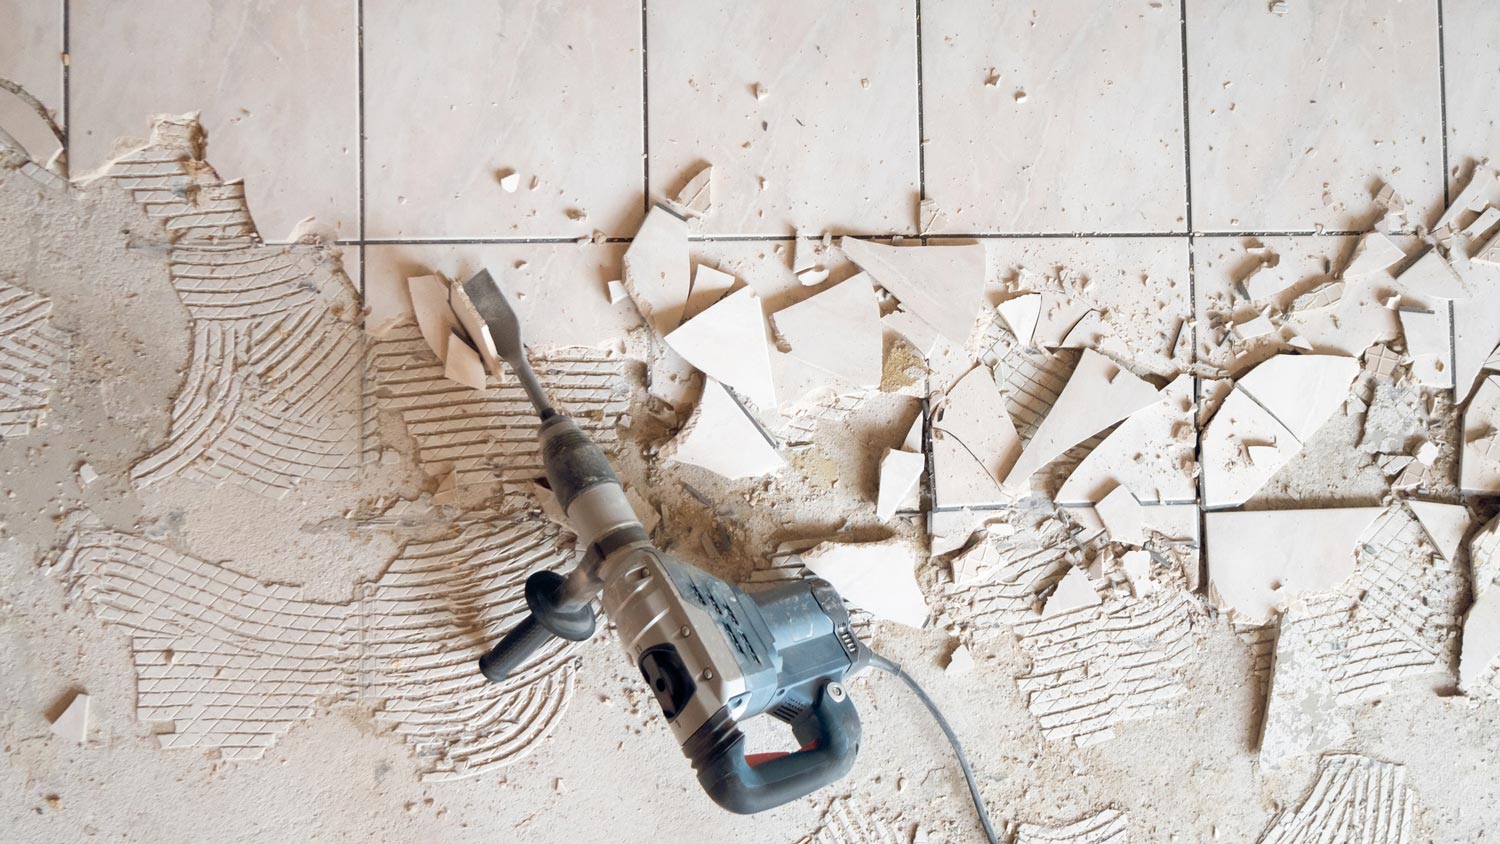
[869,653,1001,844]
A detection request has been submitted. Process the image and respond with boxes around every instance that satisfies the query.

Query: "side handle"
[688,681,861,815]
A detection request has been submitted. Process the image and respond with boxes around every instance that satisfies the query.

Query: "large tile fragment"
[665,286,777,409]
[1004,350,1160,489]
[1260,601,1352,768]
[48,518,579,779]
[668,379,783,480]
[839,239,987,345]
[799,538,929,628]
[1462,512,1500,698]
[1056,373,1196,505]
[1462,375,1500,494]
[1258,754,1414,844]
[1206,508,1381,625]
[1201,354,1358,507]
[770,273,882,406]
[622,205,691,337]
[931,366,1022,507]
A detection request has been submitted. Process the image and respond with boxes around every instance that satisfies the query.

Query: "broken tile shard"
[876,448,924,521]
[622,205,690,336]
[1236,354,1358,441]
[683,264,736,323]
[668,379,783,480]
[1408,500,1469,566]
[665,286,777,409]
[408,274,456,363]
[772,273,882,401]
[1399,306,1454,389]
[998,293,1042,347]
[671,164,712,217]
[1041,567,1102,617]
[1056,374,1196,505]
[443,332,487,390]
[931,366,1022,508]
[799,538,929,628]
[1004,349,1160,489]
[1397,249,1465,300]
[1206,507,1381,624]
[1259,602,1353,767]
[1341,230,1406,278]
[839,238,986,345]
[49,692,89,744]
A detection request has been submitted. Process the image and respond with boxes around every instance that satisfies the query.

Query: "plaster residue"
[0,280,66,439]
[49,514,576,780]
[1016,809,1129,844]
[811,795,903,844]
[94,116,369,497]
[1258,754,1414,844]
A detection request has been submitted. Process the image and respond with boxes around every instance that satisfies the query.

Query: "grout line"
[1178,0,1208,591]
[640,0,651,214]
[1177,0,1194,234]
[356,0,366,302]
[1437,0,1451,206]
[61,0,69,164]
[914,0,925,203]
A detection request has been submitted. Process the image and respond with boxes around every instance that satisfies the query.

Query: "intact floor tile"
[1186,0,1443,232]
[984,237,1193,376]
[68,0,358,242]
[1443,0,1500,192]
[646,1,919,236]
[364,243,638,350]
[364,0,643,241]
[921,0,1186,234]
[0,0,63,162]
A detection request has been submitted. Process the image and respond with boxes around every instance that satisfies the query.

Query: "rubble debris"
[77,463,98,485]
[1258,754,1414,843]
[665,286,777,409]
[931,366,1022,507]
[49,692,90,744]
[839,238,986,345]
[1205,507,1381,625]
[875,448,924,521]
[1015,809,1128,844]
[1056,374,1196,505]
[670,164,712,217]
[799,538,929,628]
[667,379,783,480]
[622,205,690,336]
[1004,349,1160,489]
[682,264,736,323]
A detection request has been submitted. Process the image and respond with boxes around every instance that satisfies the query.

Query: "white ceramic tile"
[1187,0,1443,232]
[364,243,639,350]
[1443,0,1500,192]
[69,0,358,242]
[0,0,63,162]
[364,0,643,240]
[646,0,919,236]
[987,237,1194,375]
[921,1,1186,233]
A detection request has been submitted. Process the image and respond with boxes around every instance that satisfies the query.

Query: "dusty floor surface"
[5,3,1500,843]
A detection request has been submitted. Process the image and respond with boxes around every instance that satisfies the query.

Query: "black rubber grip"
[478,615,550,683]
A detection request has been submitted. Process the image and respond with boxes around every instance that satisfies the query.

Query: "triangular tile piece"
[1400,306,1454,389]
[932,366,1022,507]
[1205,507,1382,624]
[49,692,89,744]
[1056,374,1196,505]
[668,380,783,480]
[1096,485,1147,546]
[882,308,942,358]
[443,333,488,390]
[665,286,777,408]
[408,275,456,363]
[1397,249,1466,300]
[1200,388,1301,508]
[1340,230,1406,278]
[1408,500,1470,565]
[772,273,882,392]
[1260,604,1352,767]
[839,238,986,345]
[1236,354,1359,441]
[623,205,690,336]
[683,264,735,323]
[1003,349,1160,488]
[1041,567,1102,617]
[997,293,1041,346]
[800,538,929,628]
[876,449,925,521]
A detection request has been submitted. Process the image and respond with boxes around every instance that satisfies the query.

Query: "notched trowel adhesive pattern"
[1258,754,1414,844]
[366,323,630,490]
[92,116,368,497]
[1016,809,1129,844]
[0,281,66,439]
[49,514,577,780]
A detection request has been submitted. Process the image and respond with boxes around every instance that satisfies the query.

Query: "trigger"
[745,740,818,768]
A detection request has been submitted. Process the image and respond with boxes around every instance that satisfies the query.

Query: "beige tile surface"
[68,0,358,241]
[0,0,64,162]
[364,243,638,350]
[363,0,643,241]
[1187,0,1443,232]
[921,0,1186,234]
[1443,0,1500,192]
[646,0,918,236]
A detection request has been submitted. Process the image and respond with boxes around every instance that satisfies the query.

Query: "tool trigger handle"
[689,681,861,815]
